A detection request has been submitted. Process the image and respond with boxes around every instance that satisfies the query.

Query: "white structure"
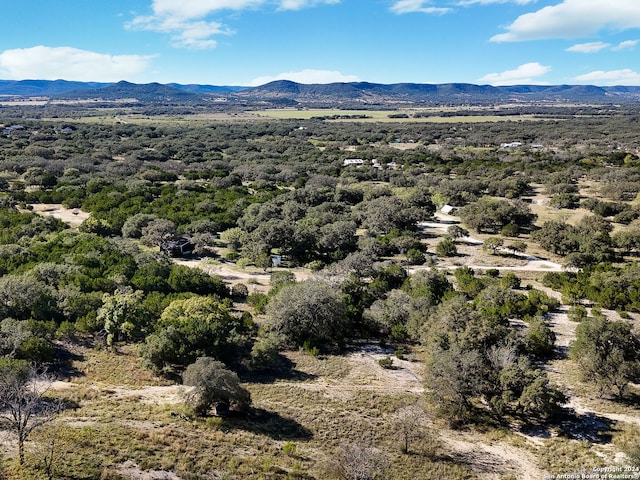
[441,205,456,214]
[343,158,364,166]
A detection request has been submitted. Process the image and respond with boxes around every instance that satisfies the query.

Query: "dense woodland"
[1,106,640,479]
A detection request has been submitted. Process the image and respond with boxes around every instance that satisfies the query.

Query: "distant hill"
[239,81,638,105]
[0,80,245,100]
[1,78,640,106]
[167,83,246,94]
[0,79,109,96]
[58,81,205,103]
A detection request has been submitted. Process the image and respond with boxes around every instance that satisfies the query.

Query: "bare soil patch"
[29,203,90,228]
[442,431,544,480]
[117,460,181,480]
[277,347,424,401]
[174,258,312,293]
[417,214,563,273]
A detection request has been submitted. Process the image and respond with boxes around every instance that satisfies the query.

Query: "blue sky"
[1,0,639,86]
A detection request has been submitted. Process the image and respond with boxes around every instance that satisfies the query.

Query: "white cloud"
[458,0,535,5]
[491,0,640,42]
[149,0,265,21]
[390,0,451,14]
[249,69,360,86]
[566,42,611,53]
[478,62,551,85]
[0,46,154,82]
[566,39,638,53]
[613,39,638,51]
[130,0,340,49]
[128,15,233,49]
[278,0,340,11]
[574,69,640,85]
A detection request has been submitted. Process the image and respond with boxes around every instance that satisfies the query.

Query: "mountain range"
[2,79,640,107]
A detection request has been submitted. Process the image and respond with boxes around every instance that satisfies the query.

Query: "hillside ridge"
[2,78,640,106]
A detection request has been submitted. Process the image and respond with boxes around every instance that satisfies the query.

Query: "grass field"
[248,108,541,123]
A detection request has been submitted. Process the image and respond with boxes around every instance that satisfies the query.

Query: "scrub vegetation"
[1,103,640,478]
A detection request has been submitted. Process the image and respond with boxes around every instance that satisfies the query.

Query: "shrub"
[182,357,251,416]
[247,292,269,314]
[390,324,409,343]
[266,280,347,348]
[435,237,457,257]
[568,305,588,322]
[378,356,393,369]
[15,337,54,364]
[305,260,325,271]
[282,441,297,457]
[250,334,282,371]
[230,283,249,299]
[501,272,521,289]
[406,248,426,265]
[225,251,241,262]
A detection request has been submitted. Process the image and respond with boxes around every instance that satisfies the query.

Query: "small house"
[160,236,195,257]
[441,205,456,215]
[343,158,364,167]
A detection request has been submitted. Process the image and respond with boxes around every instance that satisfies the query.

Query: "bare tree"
[391,404,430,454]
[331,441,389,480]
[0,360,61,466]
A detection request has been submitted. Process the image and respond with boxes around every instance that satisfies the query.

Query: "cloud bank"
[566,39,638,53]
[566,42,611,53]
[491,0,640,42]
[458,0,536,5]
[390,1,451,15]
[0,46,154,82]
[249,69,360,86]
[574,69,640,86]
[129,0,341,48]
[478,62,551,85]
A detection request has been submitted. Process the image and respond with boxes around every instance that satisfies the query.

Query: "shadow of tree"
[223,407,313,441]
[559,408,616,444]
[241,355,318,385]
[51,344,85,380]
[620,391,640,407]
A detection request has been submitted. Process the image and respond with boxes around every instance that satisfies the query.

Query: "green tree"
[219,227,249,252]
[447,225,469,241]
[182,357,251,416]
[459,197,535,234]
[506,240,527,255]
[266,280,347,348]
[0,318,31,358]
[141,218,176,246]
[524,317,556,358]
[570,315,640,398]
[167,264,228,296]
[424,345,484,424]
[121,213,157,238]
[0,275,57,321]
[141,296,252,372]
[435,237,457,257]
[97,289,148,347]
[483,237,504,255]
[532,220,579,256]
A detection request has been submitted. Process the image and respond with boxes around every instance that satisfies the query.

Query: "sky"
[0,0,639,86]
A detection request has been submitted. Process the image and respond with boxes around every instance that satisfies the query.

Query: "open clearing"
[28,203,90,228]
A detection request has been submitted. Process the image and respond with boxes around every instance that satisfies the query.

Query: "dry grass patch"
[538,438,606,474]
[67,344,172,388]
